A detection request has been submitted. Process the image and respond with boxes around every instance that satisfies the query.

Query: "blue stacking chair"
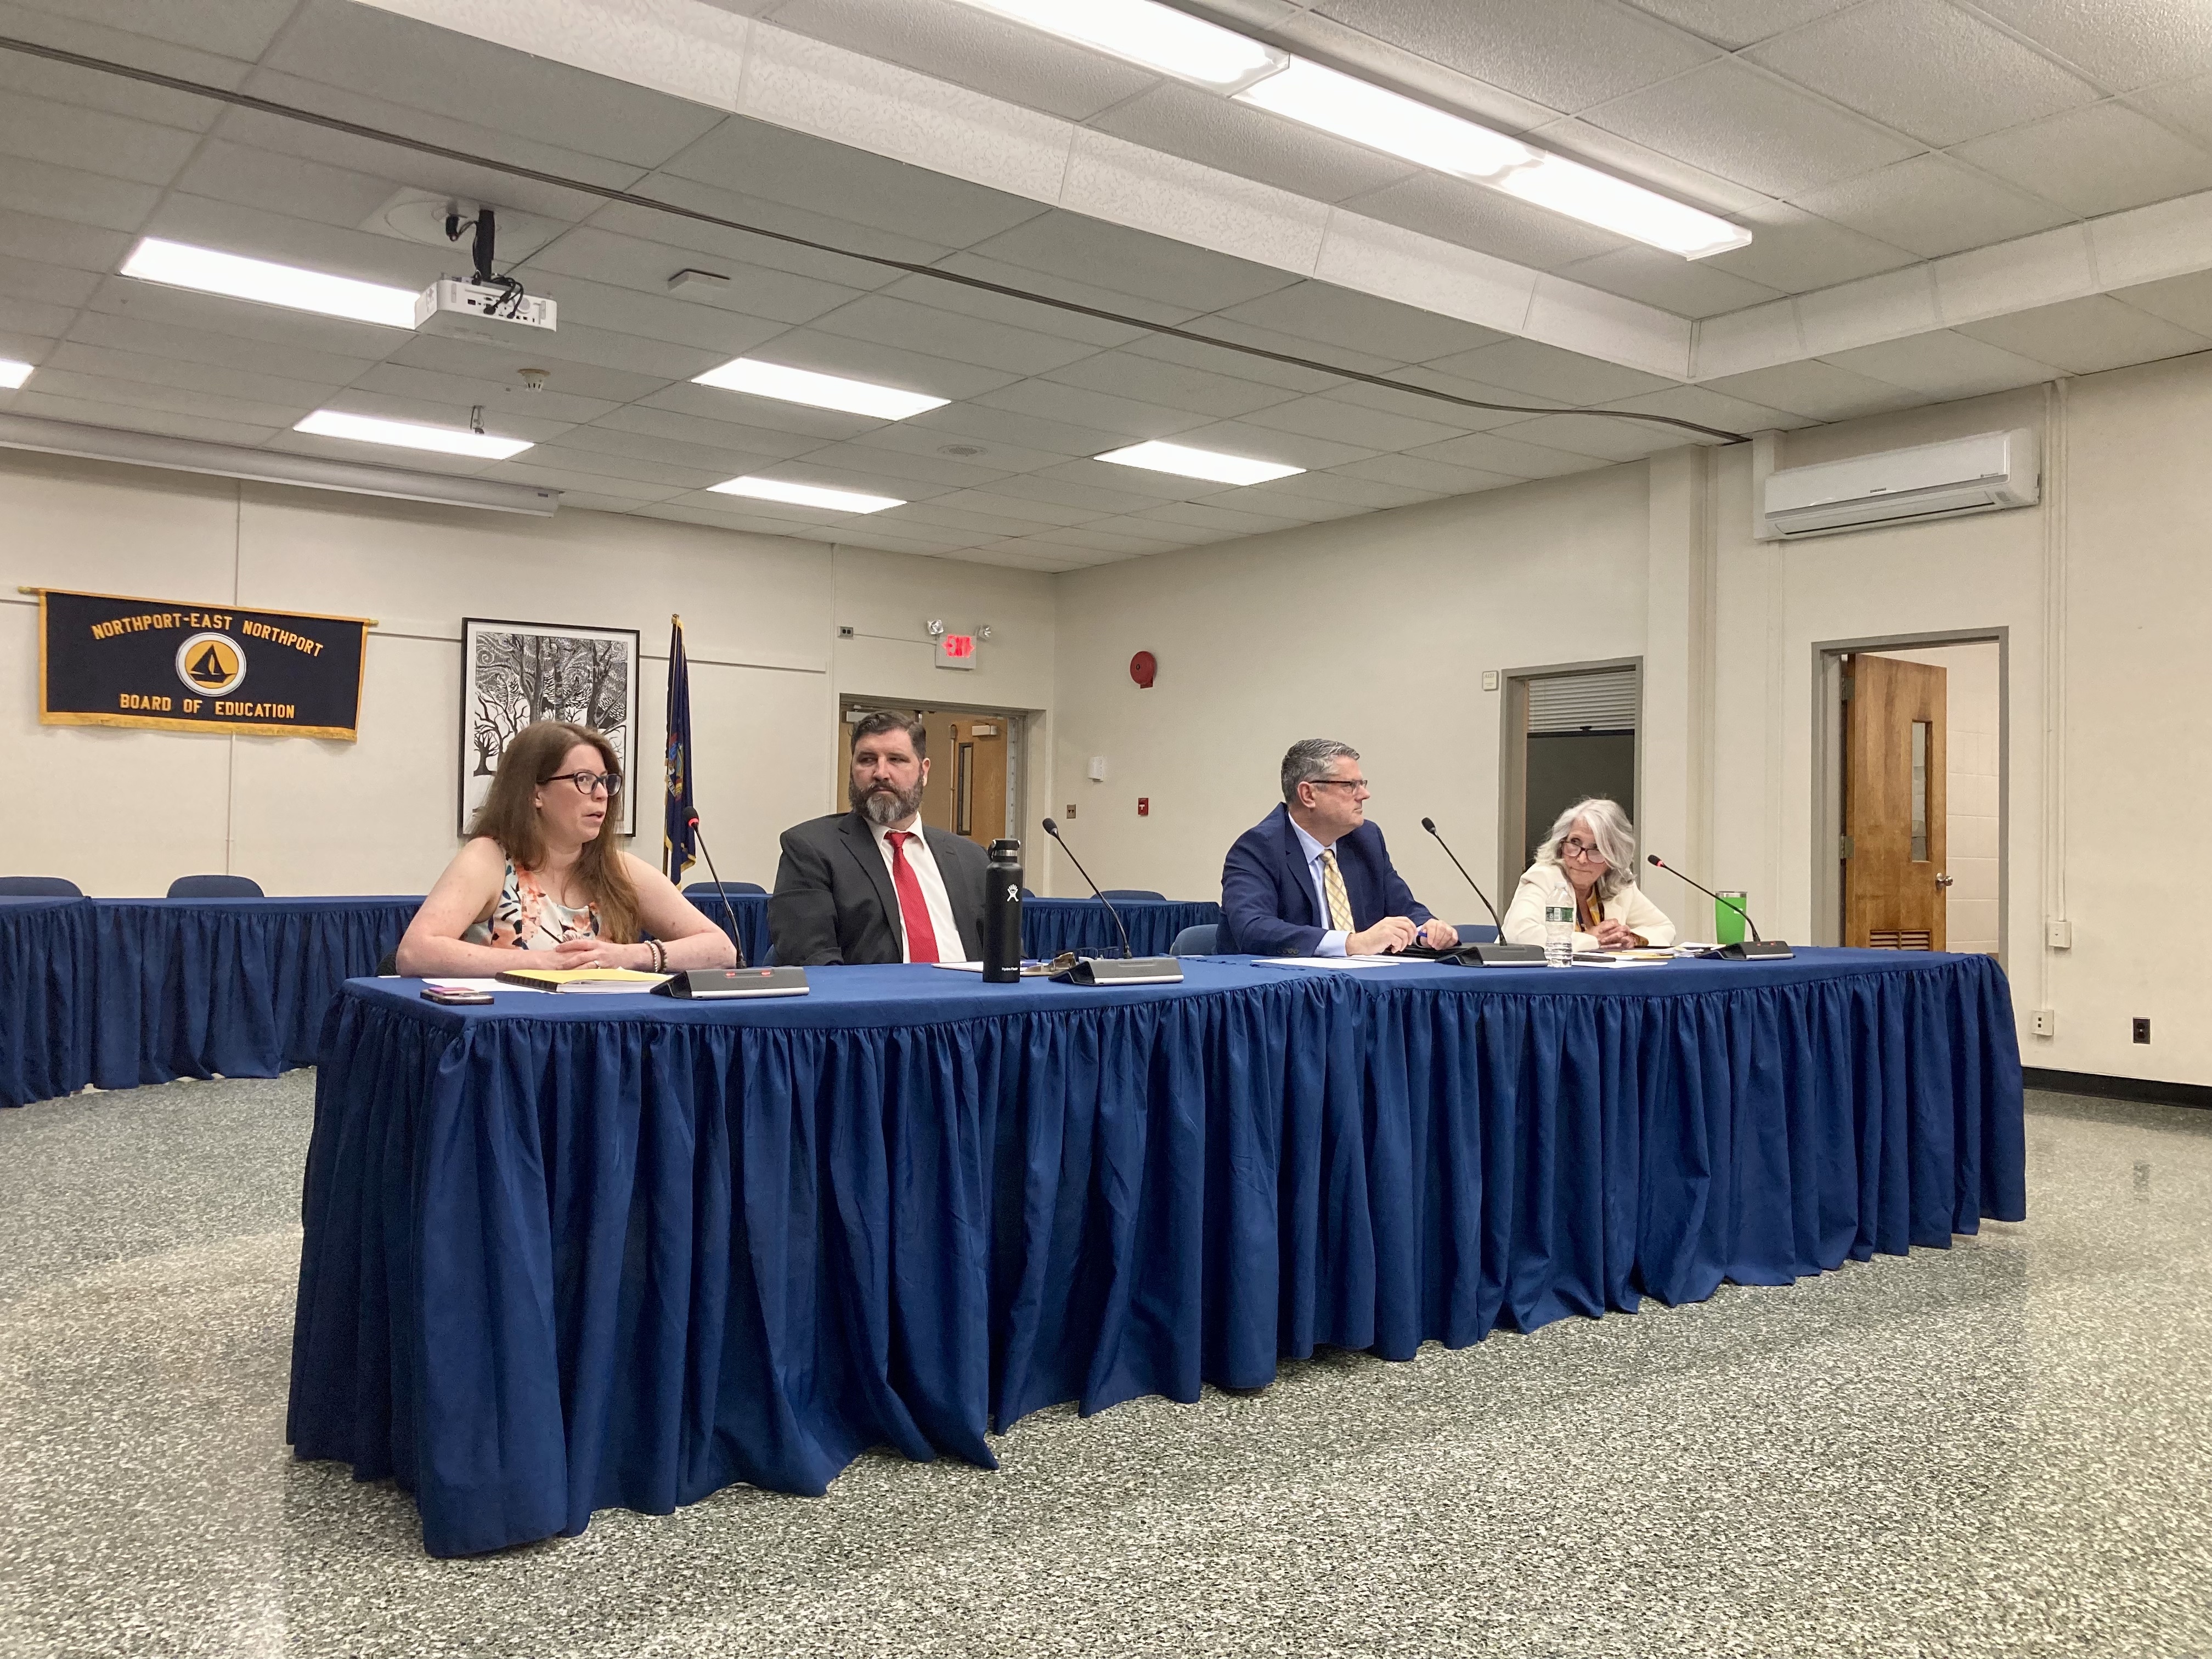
[684,881,765,897]
[1171,923,1218,956]
[0,876,82,896]
[1099,888,1166,901]
[168,874,265,898]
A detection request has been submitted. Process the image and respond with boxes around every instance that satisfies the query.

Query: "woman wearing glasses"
[395,720,737,976]
[1501,797,1675,952]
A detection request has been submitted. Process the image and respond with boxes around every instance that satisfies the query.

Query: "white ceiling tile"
[779,440,1013,490]
[1313,0,1719,111]
[1819,328,2064,397]
[1058,129,1331,276]
[0,205,133,275]
[1337,172,1629,270]
[592,403,823,462]
[1746,0,2098,148]
[1087,512,1229,545]
[1795,264,1940,354]
[63,307,379,385]
[0,293,75,340]
[1236,393,1472,453]
[1484,412,1699,462]
[1041,350,1300,420]
[552,419,805,477]
[964,209,1302,314]
[1788,151,2074,259]
[2,386,276,446]
[877,499,1070,539]
[1085,82,1417,205]
[759,0,1157,121]
[294,388,576,445]
[1119,330,1345,395]
[1403,429,1615,478]
[391,318,713,388]
[0,151,161,235]
[524,227,867,328]
[1206,483,1377,523]
[2108,269,2212,335]
[1694,359,1922,419]
[504,273,791,359]
[1953,294,2212,373]
[1599,384,1813,434]
[805,292,1101,376]
[659,112,1055,251]
[730,326,1020,400]
[1212,281,1508,366]
[558,489,680,515]
[639,380,884,442]
[1119,499,1306,537]
[1584,58,1921,198]
[1972,0,2212,92]
[1331,452,1524,495]
[875,266,1152,351]
[1260,469,1447,510]
[923,488,1101,527]
[978,471,1182,515]
[1329,370,1550,432]
[166,138,416,234]
[349,362,620,426]
[82,272,412,362]
[0,249,99,309]
[1696,205,1917,294]
[836,417,1071,476]
[14,0,298,60]
[264,0,727,168]
[1617,0,1862,50]
[1421,337,1678,404]
[481,461,680,502]
[1522,116,1776,219]
[970,377,1211,441]
[43,340,344,410]
[0,88,202,189]
[2125,74,2212,151]
[1028,457,1222,502]
[141,191,458,289]
[1156,416,1376,471]
[900,399,1142,459]
[1551,246,1782,318]
[1951,101,2212,217]
[16,363,312,430]
[1020,526,1194,556]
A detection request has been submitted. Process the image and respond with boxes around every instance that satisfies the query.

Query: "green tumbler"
[1716,890,1750,946]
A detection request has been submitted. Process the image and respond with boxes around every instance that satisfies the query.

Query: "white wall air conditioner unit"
[1758,427,2039,540]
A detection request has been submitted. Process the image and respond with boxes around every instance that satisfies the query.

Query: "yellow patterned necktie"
[1319,848,1354,932]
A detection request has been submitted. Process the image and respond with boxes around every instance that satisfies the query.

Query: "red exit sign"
[934,631,977,670]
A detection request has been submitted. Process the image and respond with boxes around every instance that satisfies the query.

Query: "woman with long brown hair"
[396,720,737,977]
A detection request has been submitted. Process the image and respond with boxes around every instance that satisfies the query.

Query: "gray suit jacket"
[769,809,990,966]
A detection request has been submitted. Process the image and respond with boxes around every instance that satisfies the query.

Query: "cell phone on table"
[420,985,494,1005]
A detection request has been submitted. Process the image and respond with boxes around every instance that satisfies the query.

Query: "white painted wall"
[0,450,1056,898]
[1878,643,2002,955]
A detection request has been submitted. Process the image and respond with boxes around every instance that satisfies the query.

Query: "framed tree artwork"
[459,617,642,837]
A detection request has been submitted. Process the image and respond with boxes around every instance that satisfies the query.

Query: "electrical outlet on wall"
[2133,1018,2151,1044]
[2031,1008,2056,1037]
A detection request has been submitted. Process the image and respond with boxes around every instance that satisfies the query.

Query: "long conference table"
[287,949,2024,1558]
[0,893,1223,1108]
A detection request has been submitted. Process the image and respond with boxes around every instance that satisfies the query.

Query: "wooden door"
[915,712,1007,848]
[1842,654,1948,950]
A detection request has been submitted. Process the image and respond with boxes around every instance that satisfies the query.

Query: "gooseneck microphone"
[686,808,748,966]
[1420,817,1546,965]
[1041,817,1133,958]
[1040,817,1183,986]
[1644,853,1793,959]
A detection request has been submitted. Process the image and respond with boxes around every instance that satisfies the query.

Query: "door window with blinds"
[1504,664,1640,885]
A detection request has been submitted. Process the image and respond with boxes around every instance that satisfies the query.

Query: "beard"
[851,774,924,827]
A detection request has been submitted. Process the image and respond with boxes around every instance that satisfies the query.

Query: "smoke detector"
[518,368,549,392]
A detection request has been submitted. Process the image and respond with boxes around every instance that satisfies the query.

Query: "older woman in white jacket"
[1502,797,1676,951]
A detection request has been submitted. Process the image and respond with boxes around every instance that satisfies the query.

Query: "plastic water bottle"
[1544,883,1575,968]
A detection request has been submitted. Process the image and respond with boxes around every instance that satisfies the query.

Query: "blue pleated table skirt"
[287,949,2025,1556]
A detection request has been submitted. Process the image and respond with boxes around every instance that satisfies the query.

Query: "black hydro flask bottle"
[983,838,1024,982]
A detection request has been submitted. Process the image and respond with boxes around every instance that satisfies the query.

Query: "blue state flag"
[663,614,696,879]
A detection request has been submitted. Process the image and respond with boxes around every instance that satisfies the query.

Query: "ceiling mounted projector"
[414,278,556,344]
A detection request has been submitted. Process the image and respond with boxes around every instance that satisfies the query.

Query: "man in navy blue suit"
[1221,738,1459,957]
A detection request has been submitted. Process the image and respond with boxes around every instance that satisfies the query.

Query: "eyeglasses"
[541,771,621,796]
[1309,777,1370,792]
[1560,837,1607,862]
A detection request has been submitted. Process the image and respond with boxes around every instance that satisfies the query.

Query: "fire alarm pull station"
[1137,797,1149,816]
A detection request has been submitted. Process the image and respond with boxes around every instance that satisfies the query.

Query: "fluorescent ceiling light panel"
[692,357,949,420]
[1497,155,1752,259]
[940,0,1285,91]
[0,359,31,389]
[295,409,532,460]
[121,238,418,328]
[1094,441,1304,486]
[709,476,905,513]
[1235,59,1533,182]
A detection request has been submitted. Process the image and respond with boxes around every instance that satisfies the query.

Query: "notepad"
[493,967,672,992]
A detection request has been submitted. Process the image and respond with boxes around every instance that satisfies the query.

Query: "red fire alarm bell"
[1130,650,1156,689]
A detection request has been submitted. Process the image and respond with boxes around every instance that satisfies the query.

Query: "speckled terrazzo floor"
[2,1078,2208,1659]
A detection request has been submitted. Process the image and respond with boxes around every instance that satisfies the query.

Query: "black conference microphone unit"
[1419,817,1547,964]
[1644,854,1795,959]
[1041,817,1183,985]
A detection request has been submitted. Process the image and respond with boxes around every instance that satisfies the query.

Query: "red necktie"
[884,831,941,963]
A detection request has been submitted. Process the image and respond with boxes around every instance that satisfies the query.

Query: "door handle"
[1934,873,1955,889]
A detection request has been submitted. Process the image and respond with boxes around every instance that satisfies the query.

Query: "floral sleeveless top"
[460,859,600,950]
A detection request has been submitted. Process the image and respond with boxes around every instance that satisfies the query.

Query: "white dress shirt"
[869,816,969,962]
[1288,817,1351,958]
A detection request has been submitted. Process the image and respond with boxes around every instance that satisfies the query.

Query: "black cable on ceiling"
[0,32,1751,445]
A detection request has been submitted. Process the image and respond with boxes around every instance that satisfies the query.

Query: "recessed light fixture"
[692,357,949,420]
[121,238,418,328]
[294,409,532,460]
[0,359,32,390]
[1235,59,1533,183]
[1094,440,1304,486]
[939,0,1285,91]
[709,476,906,513]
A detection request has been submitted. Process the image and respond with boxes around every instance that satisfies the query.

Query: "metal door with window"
[1842,654,1949,949]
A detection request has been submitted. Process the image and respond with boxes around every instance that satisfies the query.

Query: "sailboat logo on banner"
[174,631,247,697]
